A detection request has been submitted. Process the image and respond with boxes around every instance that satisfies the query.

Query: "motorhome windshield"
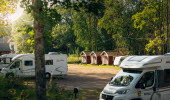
[5,61,14,68]
[110,70,141,86]
[110,75,133,86]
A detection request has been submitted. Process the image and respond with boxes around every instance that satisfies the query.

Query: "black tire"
[45,73,51,79]
[131,98,142,100]
[6,73,14,78]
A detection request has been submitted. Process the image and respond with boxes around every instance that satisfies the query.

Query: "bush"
[0,77,35,100]
[0,77,86,100]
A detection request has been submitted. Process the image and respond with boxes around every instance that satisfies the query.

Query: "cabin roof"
[100,51,123,56]
[90,51,103,56]
[0,43,10,52]
[80,51,91,56]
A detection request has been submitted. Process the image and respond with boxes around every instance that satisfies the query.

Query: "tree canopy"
[10,0,169,55]
[0,0,17,36]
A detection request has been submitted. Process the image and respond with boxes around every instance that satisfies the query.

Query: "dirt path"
[57,64,120,90]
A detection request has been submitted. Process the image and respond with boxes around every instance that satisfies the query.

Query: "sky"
[8,1,24,23]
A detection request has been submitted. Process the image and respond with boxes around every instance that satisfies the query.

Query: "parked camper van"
[0,54,19,70]
[0,53,67,78]
[100,54,170,100]
[113,56,127,66]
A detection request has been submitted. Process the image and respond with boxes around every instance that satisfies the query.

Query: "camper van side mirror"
[111,77,113,80]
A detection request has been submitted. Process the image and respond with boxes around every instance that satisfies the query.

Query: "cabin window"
[136,71,154,88]
[24,61,33,66]
[45,60,53,65]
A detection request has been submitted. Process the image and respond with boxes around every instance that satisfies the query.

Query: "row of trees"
[0,0,170,55]
[11,0,169,55]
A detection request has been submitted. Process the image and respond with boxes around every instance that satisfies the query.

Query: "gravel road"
[57,64,120,90]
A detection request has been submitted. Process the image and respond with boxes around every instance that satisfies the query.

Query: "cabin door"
[103,56,107,65]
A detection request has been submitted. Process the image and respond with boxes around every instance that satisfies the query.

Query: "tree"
[132,0,165,54]
[98,0,145,54]
[0,0,17,36]
[12,13,34,53]
[32,0,46,99]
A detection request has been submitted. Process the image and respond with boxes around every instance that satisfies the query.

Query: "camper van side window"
[164,69,170,82]
[45,60,53,65]
[24,61,33,66]
[136,71,154,88]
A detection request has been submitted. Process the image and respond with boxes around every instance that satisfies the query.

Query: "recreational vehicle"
[100,54,170,100]
[0,53,67,78]
[0,54,19,70]
[113,56,127,66]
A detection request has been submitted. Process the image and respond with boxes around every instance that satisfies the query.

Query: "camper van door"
[136,70,160,100]
[156,69,170,100]
[9,61,22,77]
[22,60,35,76]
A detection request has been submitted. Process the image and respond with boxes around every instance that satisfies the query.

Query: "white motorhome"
[100,54,170,100]
[0,54,19,70]
[0,53,67,78]
[113,56,127,66]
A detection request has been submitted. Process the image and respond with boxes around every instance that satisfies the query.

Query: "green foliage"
[13,0,169,55]
[12,13,34,53]
[98,0,146,54]
[0,77,29,100]
[132,0,166,54]
[0,76,102,100]
[51,7,77,54]
[47,84,73,100]
[0,0,17,36]
[145,34,165,54]
[132,1,160,30]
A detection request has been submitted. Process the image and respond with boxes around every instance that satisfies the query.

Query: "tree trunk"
[32,0,46,100]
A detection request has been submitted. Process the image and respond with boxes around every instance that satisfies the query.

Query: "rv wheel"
[131,98,142,100]
[45,73,51,79]
[6,73,14,78]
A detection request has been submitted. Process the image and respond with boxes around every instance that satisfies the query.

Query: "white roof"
[12,54,32,61]
[120,55,162,69]
[1,54,19,58]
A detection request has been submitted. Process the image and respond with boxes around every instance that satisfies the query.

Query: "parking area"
[57,64,120,90]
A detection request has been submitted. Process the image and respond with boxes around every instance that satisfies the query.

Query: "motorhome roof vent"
[164,53,170,56]
[48,52,59,55]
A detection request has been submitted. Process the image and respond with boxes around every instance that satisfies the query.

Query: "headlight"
[115,89,129,94]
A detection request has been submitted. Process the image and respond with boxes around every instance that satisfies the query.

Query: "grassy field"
[77,89,102,100]
[68,57,122,70]
[78,64,121,69]
[68,57,81,64]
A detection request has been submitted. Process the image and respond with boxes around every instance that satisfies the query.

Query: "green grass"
[68,57,81,64]
[78,64,122,69]
[78,89,102,100]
